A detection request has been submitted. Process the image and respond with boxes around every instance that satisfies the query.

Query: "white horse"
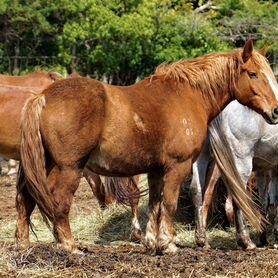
[191,100,278,249]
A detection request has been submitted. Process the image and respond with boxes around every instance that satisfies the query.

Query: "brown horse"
[0,73,59,240]
[84,169,143,241]
[19,40,278,255]
[0,72,60,159]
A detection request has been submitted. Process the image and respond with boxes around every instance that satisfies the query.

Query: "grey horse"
[191,99,278,249]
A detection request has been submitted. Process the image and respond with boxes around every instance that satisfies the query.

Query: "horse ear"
[242,39,253,63]
[49,72,63,80]
[259,45,269,57]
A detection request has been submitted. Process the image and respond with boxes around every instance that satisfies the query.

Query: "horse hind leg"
[191,162,209,248]
[234,204,256,249]
[233,160,256,250]
[50,166,82,254]
[83,168,107,209]
[15,186,36,249]
[264,168,278,245]
[198,160,221,249]
[257,170,270,246]
[15,164,36,248]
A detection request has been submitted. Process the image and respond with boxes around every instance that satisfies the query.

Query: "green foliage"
[0,0,277,83]
[214,0,278,52]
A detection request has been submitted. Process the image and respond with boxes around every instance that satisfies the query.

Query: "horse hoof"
[56,242,81,254]
[245,243,256,250]
[130,229,142,243]
[71,248,85,255]
[203,242,211,250]
[196,238,210,249]
[237,239,256,250]
[16,240,30,250]
[143,238,156,255]
[157,242,178,255]
[144,243,156,255]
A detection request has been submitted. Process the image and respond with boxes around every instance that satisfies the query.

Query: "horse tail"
[20,94,55,223]
[208,116,263,231]
[103,176,148,206]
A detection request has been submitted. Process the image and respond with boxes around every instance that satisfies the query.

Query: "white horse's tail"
[209,116,264,231]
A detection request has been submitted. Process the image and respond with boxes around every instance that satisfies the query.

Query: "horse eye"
[248,72,257,79]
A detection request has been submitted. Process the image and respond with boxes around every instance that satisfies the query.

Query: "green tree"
[59,0,228,84]
[0,0,277,81]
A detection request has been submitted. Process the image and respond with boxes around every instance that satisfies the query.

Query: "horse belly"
[86,138,154,176]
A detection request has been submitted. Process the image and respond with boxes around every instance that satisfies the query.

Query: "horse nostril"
[273,108,278,117]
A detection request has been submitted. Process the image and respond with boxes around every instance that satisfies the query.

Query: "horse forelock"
[154,51,241,102]
[31,70,62,81]
[251,51,277,83]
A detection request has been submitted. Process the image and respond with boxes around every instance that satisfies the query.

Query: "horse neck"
[160,53,241,123]
[200,86,234,124]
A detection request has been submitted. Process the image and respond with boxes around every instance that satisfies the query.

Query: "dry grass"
[0,176,276,277]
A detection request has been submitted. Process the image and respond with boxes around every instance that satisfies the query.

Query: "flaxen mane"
[155,51,240,100]
[155,49,274,101]
[250,53,277,82]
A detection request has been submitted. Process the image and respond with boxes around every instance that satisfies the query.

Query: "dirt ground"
[0,175,277,278]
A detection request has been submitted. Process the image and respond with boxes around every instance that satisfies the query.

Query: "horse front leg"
[157,161,192,255]
[144,172,163,254]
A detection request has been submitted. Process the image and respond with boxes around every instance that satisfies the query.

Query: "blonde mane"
[154,49,273,99]
[250,52,277,83]
[155,51,240,99]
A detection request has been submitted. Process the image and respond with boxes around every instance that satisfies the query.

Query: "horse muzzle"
[264,107,278,125]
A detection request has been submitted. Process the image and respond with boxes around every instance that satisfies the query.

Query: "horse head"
[235,39,278,124]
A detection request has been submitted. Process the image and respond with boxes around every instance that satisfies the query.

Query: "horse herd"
[1,40,278,256]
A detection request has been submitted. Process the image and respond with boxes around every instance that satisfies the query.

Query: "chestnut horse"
[0,71,61,174]
[0,72,60,160]
[19,40,278,255]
